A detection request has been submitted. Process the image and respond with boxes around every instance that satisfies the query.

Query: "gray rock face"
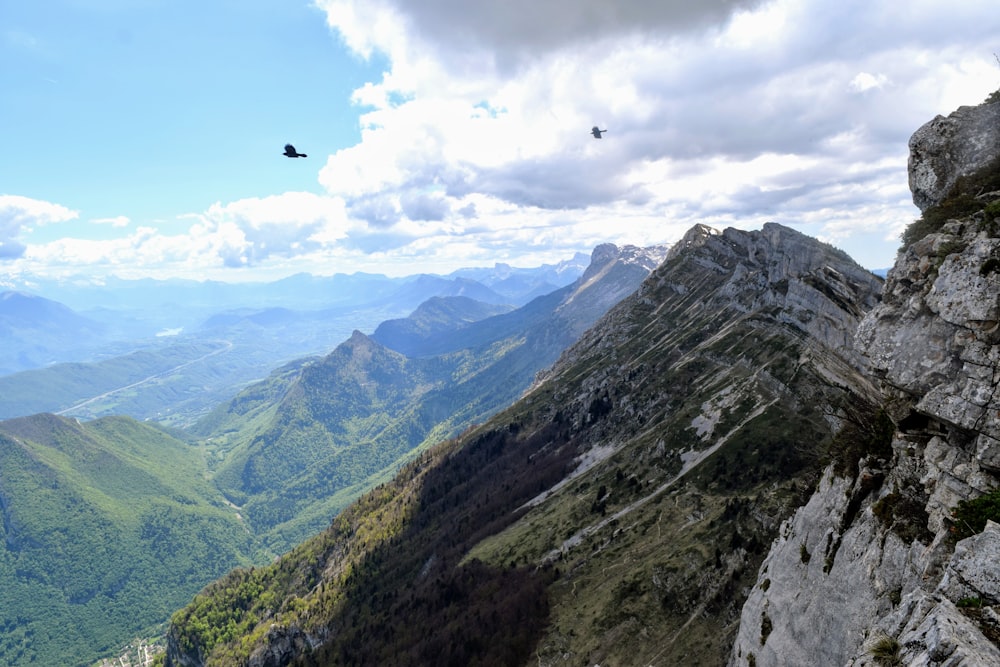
[730,96,1000,666]
[908,98,1000,211]
[939,520,1000,604]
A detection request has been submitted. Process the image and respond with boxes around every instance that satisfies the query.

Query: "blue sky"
[2,0,999,283]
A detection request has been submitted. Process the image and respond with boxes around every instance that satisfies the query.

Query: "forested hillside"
[0,415,255,666]
[191,244,665,554]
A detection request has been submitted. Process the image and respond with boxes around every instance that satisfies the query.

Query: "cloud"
[319,0,767,73]
[306,0,1000,274]
[0,195,79,260]
[850,72,888,93]
[190,192,358,267]
[12,192,366,278]
[92,215,131,228]
[7,0,1000,281]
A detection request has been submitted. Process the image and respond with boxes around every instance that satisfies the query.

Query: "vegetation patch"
[955,598,1000,646]
[901,152,1000,248]
[760,611,773,645]
[828,400,895,479]
[691,403,827,492]
[950,487,1000,539]
[867,632,902,667]
[872,489,933,544]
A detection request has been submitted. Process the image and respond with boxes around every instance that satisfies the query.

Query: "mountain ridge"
[162,220,883,666]
[196,243,668,553]
[730,92,1000,666]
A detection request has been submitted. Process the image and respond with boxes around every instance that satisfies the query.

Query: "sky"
[1,0,998,284]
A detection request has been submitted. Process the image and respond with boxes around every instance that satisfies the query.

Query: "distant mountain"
[371,274,510,311]
[0,413,255,667]
[193,243,667,553]
[0,270,582,425]
[11,257,587,317]
[0,291,108,374]
[0,340,233,421]
[447,252,591,303]
[0,258,591,419]
[371,296,515,355]
[373,243,667,358]
[163,223,884,666]
[200,306,301,330]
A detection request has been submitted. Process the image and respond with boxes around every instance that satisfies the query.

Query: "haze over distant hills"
[192,243,667,553]
[0,245,658,666]
[0,253,591,424]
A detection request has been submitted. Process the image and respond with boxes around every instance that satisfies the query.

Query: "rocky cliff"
[730,94,1000,666]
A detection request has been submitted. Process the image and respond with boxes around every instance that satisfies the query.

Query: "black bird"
[591,126,607,139]
[284,143,307,158]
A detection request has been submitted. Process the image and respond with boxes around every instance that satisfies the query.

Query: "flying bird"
[283,143,307,158]
[591,127,607,139]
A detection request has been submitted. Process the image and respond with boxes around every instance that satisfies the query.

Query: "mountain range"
[3,94,999,667]
[0,254,590,425]
[0,244,661,666]
[161,93,1000,666]
[162,220,885,665]
[192,243,666,554]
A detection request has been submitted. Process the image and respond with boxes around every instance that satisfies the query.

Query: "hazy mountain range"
[0,244,663,666]
[0,254,590,424]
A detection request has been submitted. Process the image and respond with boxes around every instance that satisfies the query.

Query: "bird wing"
[284,144,296,155]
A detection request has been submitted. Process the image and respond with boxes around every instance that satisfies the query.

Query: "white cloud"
[7,0,1000,280]
[0,195,79,259]
[92,215,131,227]
[850,72,888,93]
[10,192,368,278]
[306,0,1000,273]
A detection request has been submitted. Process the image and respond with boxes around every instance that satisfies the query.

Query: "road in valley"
[55,340,233,416]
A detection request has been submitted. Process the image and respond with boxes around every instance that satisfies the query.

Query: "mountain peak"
[665,222,720,261]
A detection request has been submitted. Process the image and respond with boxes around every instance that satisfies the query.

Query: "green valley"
[0,244,661,665]
[0,415,256,666]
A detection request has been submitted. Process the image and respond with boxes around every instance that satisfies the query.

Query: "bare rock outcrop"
[909,97,1000,211]
[730,94,1000,666]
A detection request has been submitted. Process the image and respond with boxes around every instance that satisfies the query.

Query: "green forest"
[0,415,256,666]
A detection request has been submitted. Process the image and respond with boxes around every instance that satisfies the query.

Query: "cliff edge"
[730,93,1000,666]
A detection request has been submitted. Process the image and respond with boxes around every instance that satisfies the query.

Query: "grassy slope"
[196,290,604,554]
[0,340,229,420]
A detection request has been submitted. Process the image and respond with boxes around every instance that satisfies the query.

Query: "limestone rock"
[908,98,1000,211]
[896,593,1000,667]
[939,520,1000,604]
[731,94,1000,667]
